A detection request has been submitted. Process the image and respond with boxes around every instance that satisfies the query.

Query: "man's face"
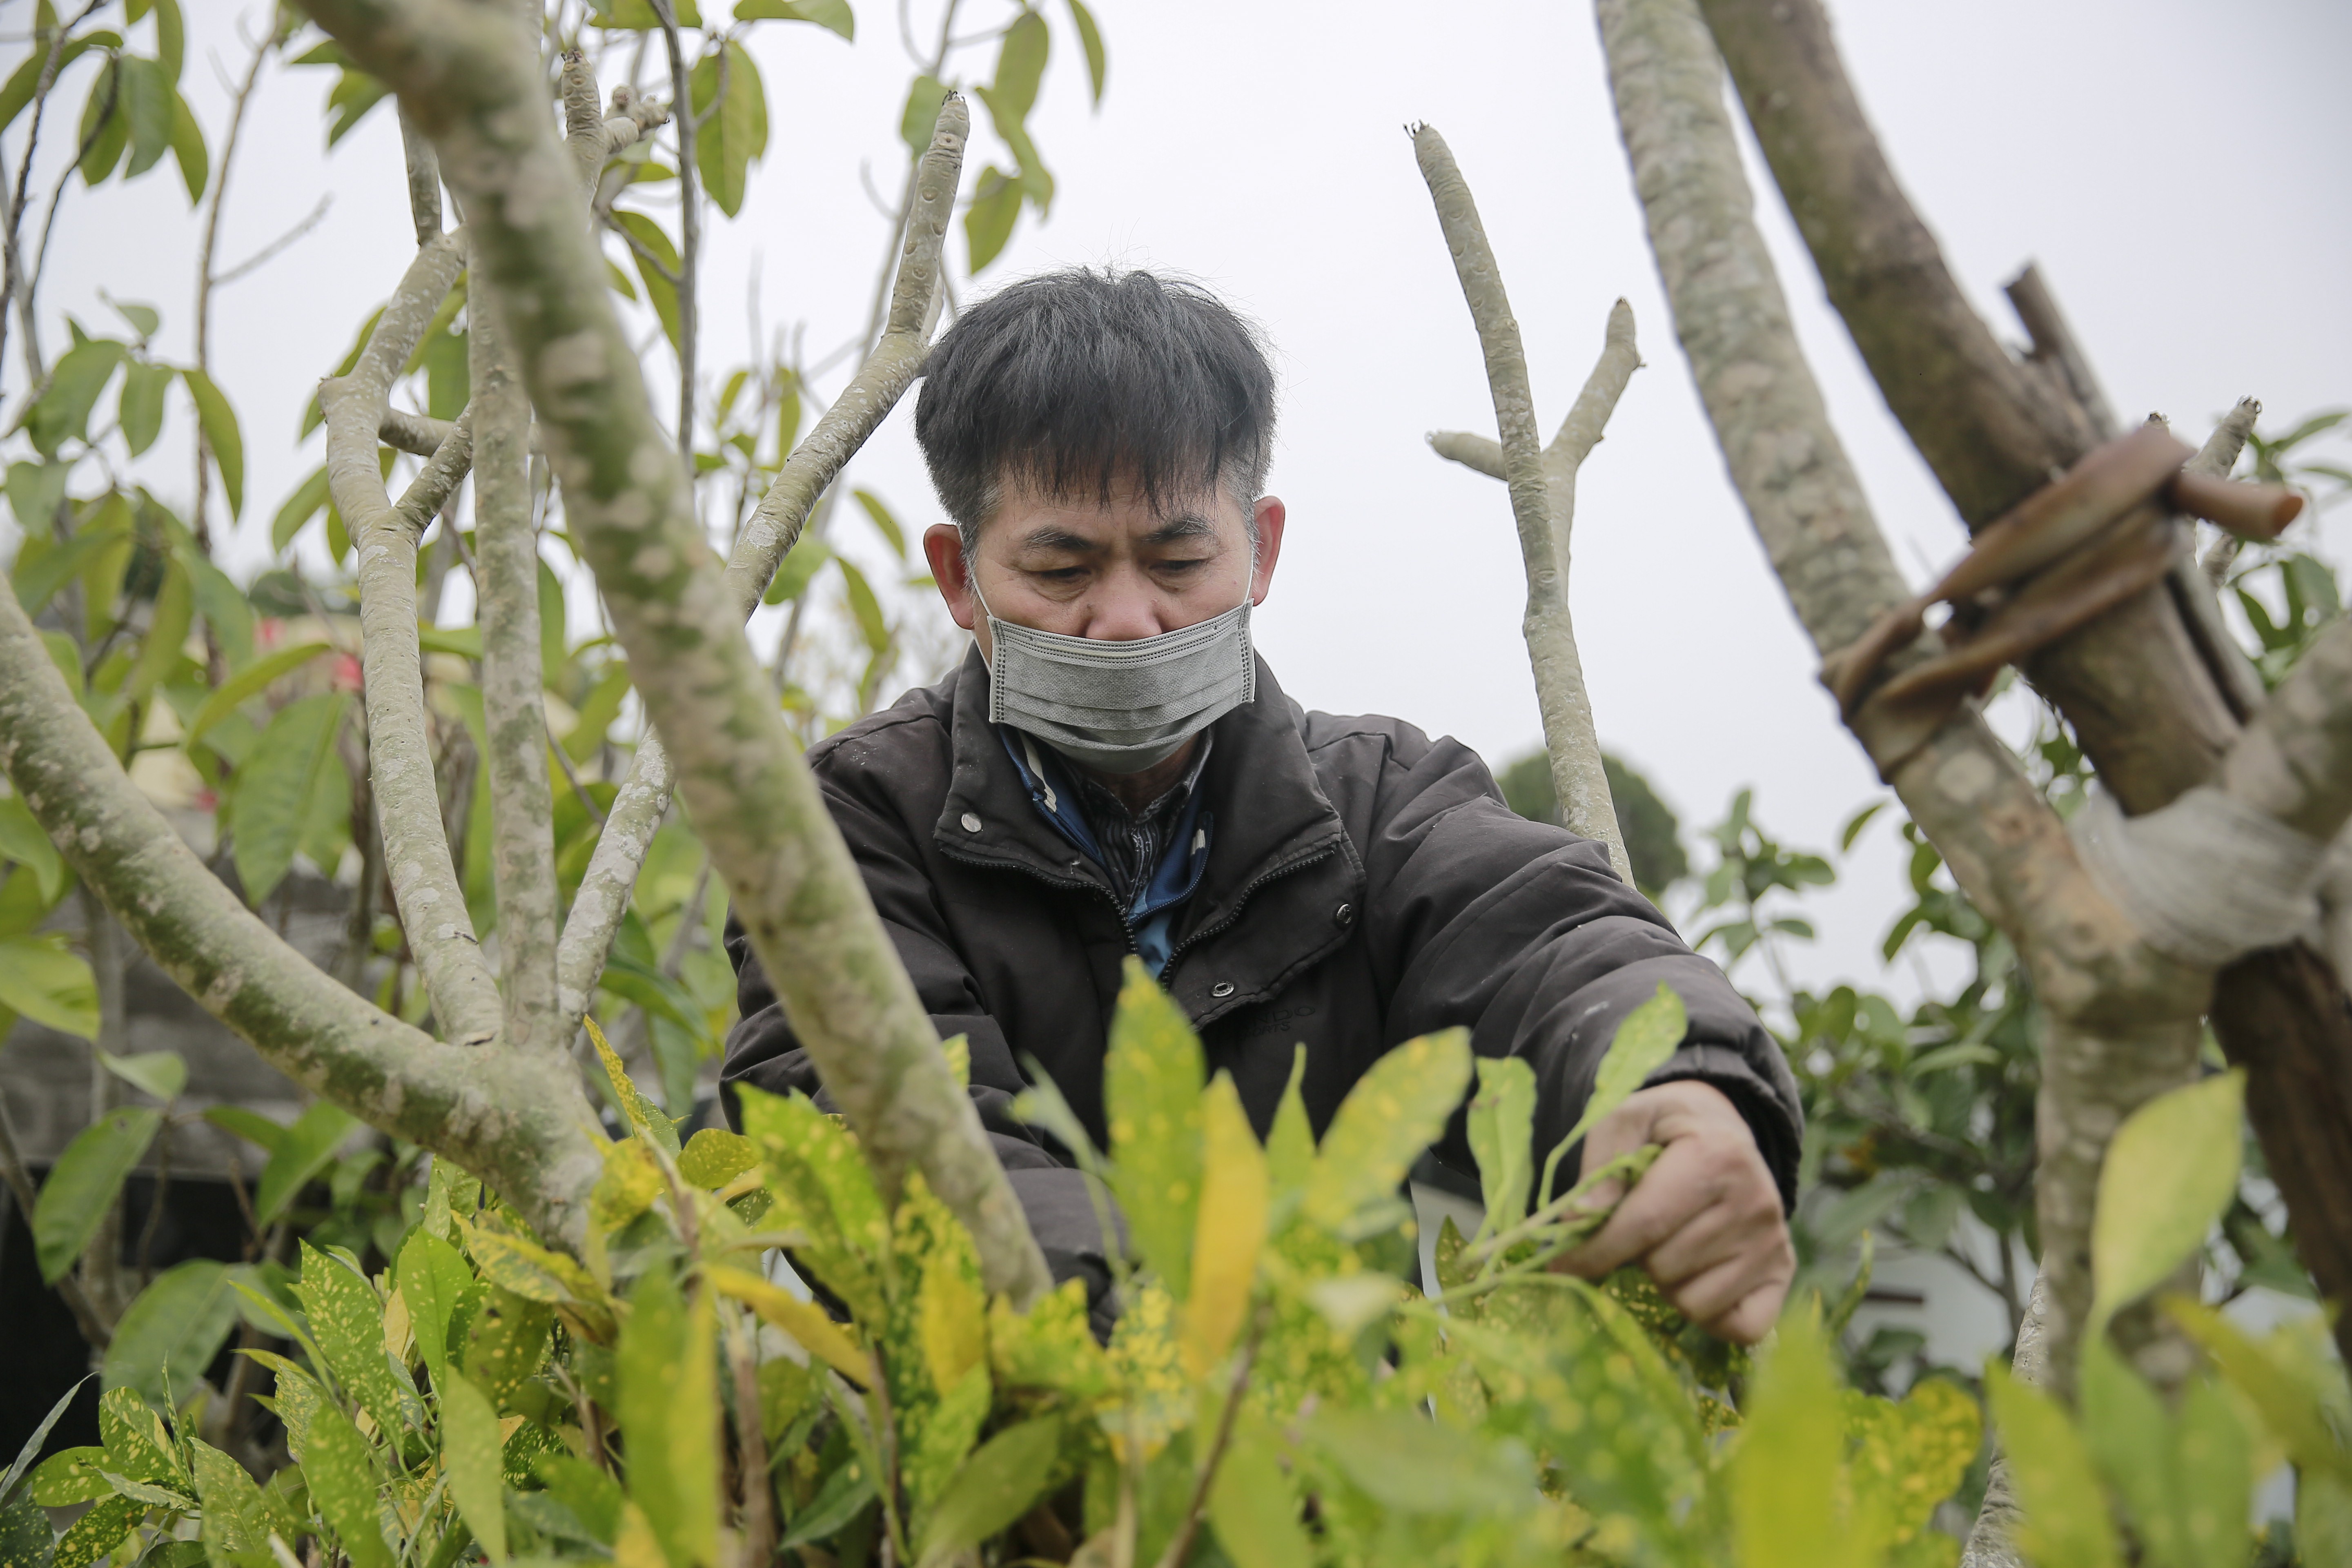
[924,476,1287,659]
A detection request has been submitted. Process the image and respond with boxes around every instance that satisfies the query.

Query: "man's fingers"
[1706,1274,1791,1347]
[1555,1149,1701,1278]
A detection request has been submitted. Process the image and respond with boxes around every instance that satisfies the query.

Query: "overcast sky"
[14,0,2350,1002]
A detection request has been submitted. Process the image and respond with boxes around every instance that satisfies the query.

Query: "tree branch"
[1596,0,2209,1404]
[392,405,475,536]
[318,228,506,1047]
[0,578,608,1248]
[2197,396,2263,587]
[399,102,444,245]
[647,0,698,466]
[552,96,971,1038]
[470,222,562,1052]
[1693,0,2352,1373]
[2004,262,2116,440]
[1411,125,1630,882]
[314,0,1051,1307]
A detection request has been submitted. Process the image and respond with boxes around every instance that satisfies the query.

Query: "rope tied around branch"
[1823,423,2305,777]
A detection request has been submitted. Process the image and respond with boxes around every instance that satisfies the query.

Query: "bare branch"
[561,49,606,189]
[2198,396,2263,587]
[214,194,334,286]
[0,577,608,1249]
[391,405,474,536]
[1412,124,1630,882]
[399,102,444,245]
[194,30,273,552]
[318,229,505,1047]
[647,0,698,465]
[2004,263,2116,439]
[555,96,972,1032]
[323,0,1050,1304]
[470,222,562,1051]
[1427,429,1503,479]
[1598,0,2209,1404]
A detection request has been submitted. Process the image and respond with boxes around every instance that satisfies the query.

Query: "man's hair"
[914,267,1277,556]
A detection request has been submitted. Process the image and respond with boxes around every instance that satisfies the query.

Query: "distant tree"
[1498,746,1690,898]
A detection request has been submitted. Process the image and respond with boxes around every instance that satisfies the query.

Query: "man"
[725,269,1799,1342]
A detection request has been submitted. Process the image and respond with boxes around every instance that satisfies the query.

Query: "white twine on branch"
[2070,786,2351,976]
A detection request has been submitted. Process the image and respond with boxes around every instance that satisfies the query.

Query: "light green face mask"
[976,581,1256,775]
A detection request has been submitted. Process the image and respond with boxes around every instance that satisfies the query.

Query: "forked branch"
[307,0,1051,1305]
[1412,124,1632,883]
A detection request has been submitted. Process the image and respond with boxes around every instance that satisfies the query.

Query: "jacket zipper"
[1160,838,1342,975]
[939,843,1144,956]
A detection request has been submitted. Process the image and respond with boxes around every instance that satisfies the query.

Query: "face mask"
[976,577,1256,774]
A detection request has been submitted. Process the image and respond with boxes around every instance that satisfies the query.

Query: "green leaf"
[1307,1405,1535,1516]
[5,459,68,531]
[230,690,348,906]
[116,360,170,456]
[77,60,127,186]
[150,0,184,82]
[0,931,94,1038]
[2162,1298,2352,1483]
[1302,1027,1471,1232]
[165,85,206,203]
[1542,982,1687,1205]
[1728,1309,1846,1568]
[852,488,906,558]
[1264,1044,1315,1198]
[97,1049,185,1101]
[115,55,171,177]
[675,1128,757,1188]
[583,1014,680,1155]
[293,1241,408,1444]
[778,1459,874,1548]
[1984,1361,2121,1568]
[963,167,1022,274]
[256,1099,359,1227]
[735,1085,888,1322]
[913,1414,1061,1567]
[734,0,853,38]
[302,1403,391,1568]
[187,643,331,755]
[3,1376,93,1508]
[2089,1069,2243,1331]
[1062,0,1107,104]
[835,556,890,655]
[181,368,242,517]
[989,10,1049,124]
[192,1435,290,1555]
[394,1227,478,1381]
[1207,1427,1308,1568]
[201,1103,285,1154]
[1,34,114,136]
[51,1493,139,1568]
[761,536,831,606]
[1104,958,1205,1296]
[27,339,124,455]
[617,1268,718,1568]
[101,1259,239,1409]
[1465,1054,1535,1236]
[270,465,331,554]
[899,73,950,156]
[463,1285,554,1405]
[690,40,767,219]
[122,550,190,704]
[33,1107,160,1283]
[29,1448,111,1507]
[612,211,682,352]
[439,1374,507,1565]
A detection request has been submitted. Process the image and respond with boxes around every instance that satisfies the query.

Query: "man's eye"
[1156,558,1209,574]
[1032,567,1087,583]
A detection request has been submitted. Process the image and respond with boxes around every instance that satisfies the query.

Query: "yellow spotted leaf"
[705,1264,870,1386]
[1183,1074,1267,1380]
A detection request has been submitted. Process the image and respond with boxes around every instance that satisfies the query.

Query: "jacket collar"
[934,644,1354,940]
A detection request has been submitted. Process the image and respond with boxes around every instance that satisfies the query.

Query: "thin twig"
[1147,1312,1264,1568]
[645,0,697,465]
[214,194,334,287]
[0,1092,114,1346]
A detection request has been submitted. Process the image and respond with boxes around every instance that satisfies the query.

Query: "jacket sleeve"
[1348,726,1804,1211]
[718,760,1119,1323]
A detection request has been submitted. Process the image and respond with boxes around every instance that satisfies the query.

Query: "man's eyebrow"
[1144,512,1218,546]
[1014,525,1100,555]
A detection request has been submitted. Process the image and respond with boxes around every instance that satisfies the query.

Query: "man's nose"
[1078,571,1169,640]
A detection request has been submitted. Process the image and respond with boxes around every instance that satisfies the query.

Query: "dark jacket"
[723,648,1801,1308]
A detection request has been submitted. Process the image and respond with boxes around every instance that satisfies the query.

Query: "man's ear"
[924,523,976,631]
[1250,496,1287,606]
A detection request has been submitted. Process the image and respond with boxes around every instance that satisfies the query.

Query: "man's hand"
[1550,1080,1793,1345]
